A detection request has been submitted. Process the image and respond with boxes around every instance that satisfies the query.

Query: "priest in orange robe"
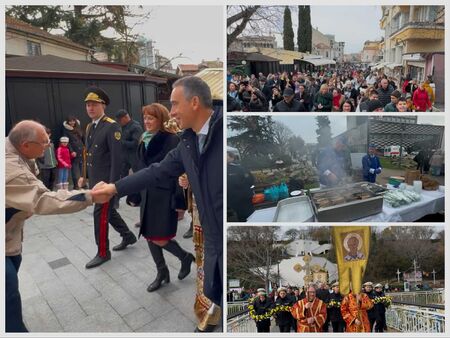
[291,285,327,332]
[341,291,374,332]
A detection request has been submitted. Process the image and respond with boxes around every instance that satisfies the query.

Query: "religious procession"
[227,226,445,333]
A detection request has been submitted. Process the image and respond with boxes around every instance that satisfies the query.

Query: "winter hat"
[60,136,69,143]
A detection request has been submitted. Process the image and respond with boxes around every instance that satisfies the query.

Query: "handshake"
[90,181,118,204]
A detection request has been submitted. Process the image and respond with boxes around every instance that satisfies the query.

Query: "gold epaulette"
[103,116,116,123]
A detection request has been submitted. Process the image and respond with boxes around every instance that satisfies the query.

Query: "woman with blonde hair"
[129,103,193,292]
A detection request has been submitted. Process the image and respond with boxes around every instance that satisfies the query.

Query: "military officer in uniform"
[79,86,137,269]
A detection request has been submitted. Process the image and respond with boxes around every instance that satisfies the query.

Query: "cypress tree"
[283,6,295,51]
[297,5,312,53]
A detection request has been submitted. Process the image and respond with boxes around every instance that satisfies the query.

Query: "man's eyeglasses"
[27,140,51,147]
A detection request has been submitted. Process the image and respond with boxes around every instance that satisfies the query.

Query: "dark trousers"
[322,317,330,332]
[94,199,132,256]
[6,255,28,332]
[71,157,82,188]
[40,168,57,190]
[375,318,386,332]
[256,319,270,332]
[279,324,291,332]
[291,318,297,332]
[369,317,376,332]
[120,155,139,179]
[331,320,345,332]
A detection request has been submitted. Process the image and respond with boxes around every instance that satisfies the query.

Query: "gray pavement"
[19,198,198,332]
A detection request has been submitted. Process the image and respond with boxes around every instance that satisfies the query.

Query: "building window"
[27,41,41,56]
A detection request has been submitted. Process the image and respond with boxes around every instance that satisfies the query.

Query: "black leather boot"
[112,232,137,251]
[162,240,195,280]
[85,251,111,269]
[147,242,170,292]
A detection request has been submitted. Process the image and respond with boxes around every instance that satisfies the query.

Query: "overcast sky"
[272,115,445,144]
[273,6,383,54]
[130,6,223,67]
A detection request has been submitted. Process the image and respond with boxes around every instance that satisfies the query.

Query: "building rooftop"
[6,54,166,83]
[6,16,90,52]
[195,68,223,101]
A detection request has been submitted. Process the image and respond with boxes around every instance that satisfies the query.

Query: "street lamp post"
[432,269,436,285]
[396,269,401,283]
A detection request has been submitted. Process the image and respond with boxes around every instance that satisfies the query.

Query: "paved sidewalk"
[19,198,198,332]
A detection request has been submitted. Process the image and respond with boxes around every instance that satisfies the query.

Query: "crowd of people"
[227,67,436,113]
[244,281,391,333]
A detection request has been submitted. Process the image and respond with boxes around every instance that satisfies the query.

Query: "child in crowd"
[56,136,73,190]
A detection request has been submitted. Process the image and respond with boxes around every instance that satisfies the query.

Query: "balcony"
[390,21,445,41]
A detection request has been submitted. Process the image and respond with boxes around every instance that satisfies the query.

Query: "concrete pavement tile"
[22,295,63,332]
[165,280,198,324]
[20,253,57,284]
[54,264,101,303]
[99,284,142,317]
[65,309,131,332]
[136,308,196,332]
[37,278,87,328]
[122,307,154,331]
[78,296,115,316]
[18,268,42,301]
[143,292,176,319]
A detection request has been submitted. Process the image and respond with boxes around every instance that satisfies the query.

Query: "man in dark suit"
[79,86,137,269]
[91,76,223,332]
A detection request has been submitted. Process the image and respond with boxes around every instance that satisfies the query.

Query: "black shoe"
[178,253,195,280]
[147,266,170,292]
[183,227,193,238]
[194,325,217,332]
[85,252,111,269]
[112,234,137,251]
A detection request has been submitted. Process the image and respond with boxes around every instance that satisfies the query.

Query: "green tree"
[283,6,295,51]
[315,116,332,148]
[227,116,277,169]
[297,6,312,53]
[6,5,150,65]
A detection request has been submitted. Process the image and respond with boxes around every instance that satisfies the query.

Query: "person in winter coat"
[56,136,73,190]
[328,282,345,332]
[313,84,333,112]
[127,103,192,293]
[274,287,295,332]
[362,144,382,183]
[273,87,306,112]
[413,81,432,112]
[91,76,223,312]
[62,116,84,189]
[252,289,273,332]
[376,79,394,107]
[383,90,401,112]
[227,150,254,222]
[373,284,388,332]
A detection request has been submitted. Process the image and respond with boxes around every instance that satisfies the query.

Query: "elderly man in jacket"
[6,120,100,332]
[91,76,223,332]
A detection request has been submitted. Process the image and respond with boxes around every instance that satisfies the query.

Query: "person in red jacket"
[56,136,73,190]
[413,81,432,112]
